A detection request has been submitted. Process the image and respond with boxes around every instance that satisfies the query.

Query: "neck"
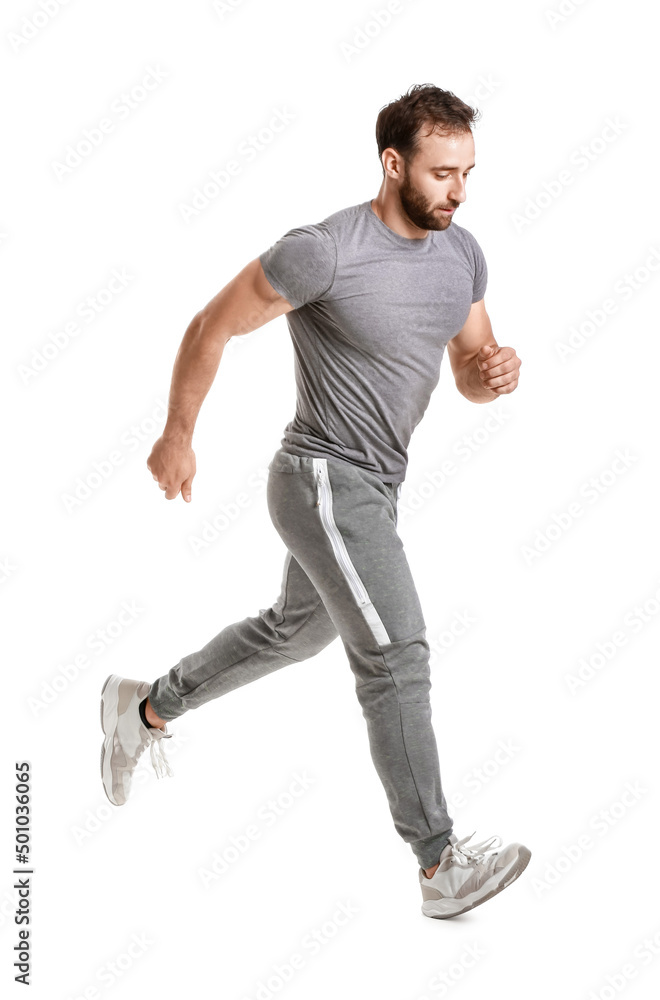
[370,192,429,241]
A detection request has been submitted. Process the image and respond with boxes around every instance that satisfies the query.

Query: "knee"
[369,628,432,700]
[258,603,338,659]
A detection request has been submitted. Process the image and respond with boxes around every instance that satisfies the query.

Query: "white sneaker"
[419,831,531,919]
[100,674,174,806]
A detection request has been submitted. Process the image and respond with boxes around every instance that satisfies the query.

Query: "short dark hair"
[375,84,481,173]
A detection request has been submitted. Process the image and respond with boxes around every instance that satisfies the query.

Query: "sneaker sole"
[421,845,532,919]
[100,674,122,806]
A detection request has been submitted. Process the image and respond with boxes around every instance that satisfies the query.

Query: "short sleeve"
[470,234,488,303]
[259,223,337,309]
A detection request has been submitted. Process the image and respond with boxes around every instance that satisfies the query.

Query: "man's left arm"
[446,298,522,403]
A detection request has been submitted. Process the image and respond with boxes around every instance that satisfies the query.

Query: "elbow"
[193,309,231,346]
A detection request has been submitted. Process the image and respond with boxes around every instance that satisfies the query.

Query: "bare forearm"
[164,314,229,442]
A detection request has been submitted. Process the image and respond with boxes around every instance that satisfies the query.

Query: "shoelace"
[148,730,174,779]
[449,831,503,867]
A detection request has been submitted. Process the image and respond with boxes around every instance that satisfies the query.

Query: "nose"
[447,177,468,204]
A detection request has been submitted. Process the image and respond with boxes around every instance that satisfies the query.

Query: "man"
[100,84,530,919]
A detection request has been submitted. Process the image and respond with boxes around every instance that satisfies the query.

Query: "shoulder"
[272,201,365,245]
[445,221,488,301]
[444,220,486,260]
[314,201,367,243]
[319,201,366,228]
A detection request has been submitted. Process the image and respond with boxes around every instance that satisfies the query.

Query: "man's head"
[375,84,480,232]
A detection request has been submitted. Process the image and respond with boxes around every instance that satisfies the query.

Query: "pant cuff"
[147,685,189,723]
[412,830,453,869]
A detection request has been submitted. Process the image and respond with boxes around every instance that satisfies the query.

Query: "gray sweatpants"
[148,448,454,868]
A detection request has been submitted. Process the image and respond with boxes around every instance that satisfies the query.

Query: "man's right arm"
[146,258,293,502]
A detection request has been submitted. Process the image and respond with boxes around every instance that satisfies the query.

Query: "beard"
[399,164,458,232]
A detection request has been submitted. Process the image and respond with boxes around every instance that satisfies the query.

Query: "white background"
[2,0,659,997]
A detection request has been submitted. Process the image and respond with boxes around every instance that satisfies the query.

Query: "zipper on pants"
[314,461,369,607]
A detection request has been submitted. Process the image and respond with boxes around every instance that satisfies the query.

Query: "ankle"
[424,862,440,878]
[145,697,166,730]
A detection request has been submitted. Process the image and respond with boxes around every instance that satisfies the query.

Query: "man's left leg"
[266,452,454,871]
[267,454,531,917]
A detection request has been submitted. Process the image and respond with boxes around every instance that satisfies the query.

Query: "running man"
[100,84,530,919]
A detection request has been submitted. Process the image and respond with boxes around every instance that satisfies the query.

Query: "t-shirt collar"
[363,199,438,249]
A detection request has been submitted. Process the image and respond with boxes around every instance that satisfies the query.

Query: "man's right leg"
[101,486,339,805]
[147,549,339,722]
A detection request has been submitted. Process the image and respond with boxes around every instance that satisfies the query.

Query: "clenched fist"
[146,435,196,502]
[477,344,522,395]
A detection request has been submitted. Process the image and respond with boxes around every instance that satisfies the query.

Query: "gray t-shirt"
[259,199,487,484]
